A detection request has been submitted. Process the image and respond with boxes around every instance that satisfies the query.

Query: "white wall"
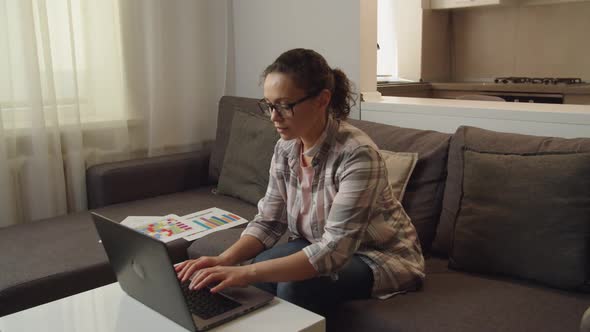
[227,0,362,119]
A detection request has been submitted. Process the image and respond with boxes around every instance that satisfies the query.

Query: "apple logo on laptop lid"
[132,259,146,280]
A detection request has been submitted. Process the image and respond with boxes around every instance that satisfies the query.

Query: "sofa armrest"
[582,307,590,332]
[86,149,212,209]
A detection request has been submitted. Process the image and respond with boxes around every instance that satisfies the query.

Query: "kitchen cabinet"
[520,0,590,5]
[423,0,589,9]
[423,0,515,9]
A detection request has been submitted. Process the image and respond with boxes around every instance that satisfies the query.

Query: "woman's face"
[263,72,329,141]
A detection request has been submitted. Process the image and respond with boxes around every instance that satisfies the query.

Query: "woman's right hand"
[175,256,230,283]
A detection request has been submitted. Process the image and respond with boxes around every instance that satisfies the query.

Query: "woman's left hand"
[188,265,256,293]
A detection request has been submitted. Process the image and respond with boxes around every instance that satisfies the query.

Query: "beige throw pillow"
[379,150,418,202]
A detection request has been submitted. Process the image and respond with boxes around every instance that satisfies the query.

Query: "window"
[377,0,398,82]
[0,0,128,127]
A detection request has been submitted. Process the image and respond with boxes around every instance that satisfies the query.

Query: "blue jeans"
[251,238,374,315]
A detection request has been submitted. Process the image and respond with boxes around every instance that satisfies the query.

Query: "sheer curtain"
[0,0,132,227]
[0,0,228,228]
[118,0,227,157]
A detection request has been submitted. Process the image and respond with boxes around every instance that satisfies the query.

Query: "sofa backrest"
[209,96,261,183]
[349,119,452,252]
[432,125,590,257]
[209,96,453,252]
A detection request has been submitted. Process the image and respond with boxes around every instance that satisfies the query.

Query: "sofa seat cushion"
[424,256,454,274]
[0,212,114,317]
[93,185,261,262]
[0,185,257,316]
[328,267,590,332]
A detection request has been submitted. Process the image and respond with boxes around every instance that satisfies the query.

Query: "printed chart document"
[121,216,163,228]
[182,207,249,241]
[122,214,196,243]
[120,208,249,243]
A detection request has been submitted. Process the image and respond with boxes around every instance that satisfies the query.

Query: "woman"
[176,48,425,315]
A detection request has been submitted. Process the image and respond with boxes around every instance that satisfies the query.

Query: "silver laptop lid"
[91,212,274,331]
[92,212,197,331]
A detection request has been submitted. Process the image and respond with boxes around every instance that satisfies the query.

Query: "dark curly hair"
[261,48,356,120]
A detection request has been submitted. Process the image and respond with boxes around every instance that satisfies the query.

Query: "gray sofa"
[1,96,589,332]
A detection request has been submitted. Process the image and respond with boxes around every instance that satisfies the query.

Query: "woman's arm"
[179,144,290,285]
[219,234,265,265]
[189,250,317,292]
[176,234,265,283]
[249,250,318,282]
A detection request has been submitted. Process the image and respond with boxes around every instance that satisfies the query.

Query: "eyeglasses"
[257,91,320,118]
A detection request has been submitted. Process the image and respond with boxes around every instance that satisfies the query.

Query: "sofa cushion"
[216,109,279,205]
[87,150,211,209]
[0,213,115,317]
[0,186,258,316]
[327,267,590,332]
[433,126,590,256]
[187,227,247,259]
[209,96,261,183]
[380,150,418,202]
[450,149,590,291]
[349,119,452,252]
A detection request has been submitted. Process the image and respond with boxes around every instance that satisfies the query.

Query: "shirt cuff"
[302,241,336,275]
[240,224,278,249]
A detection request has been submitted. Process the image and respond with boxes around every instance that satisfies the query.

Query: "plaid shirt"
[242,116,425,298]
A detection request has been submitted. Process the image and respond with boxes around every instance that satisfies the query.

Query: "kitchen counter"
[377,82,431,89]
[360,96,590,138]
[375,83,433,99]
[365,96,590,114]
[377,81,590,105]
[430,82,590,95]
[377,82,590,94]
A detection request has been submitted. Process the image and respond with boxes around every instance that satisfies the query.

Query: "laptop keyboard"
[180,280,241,320]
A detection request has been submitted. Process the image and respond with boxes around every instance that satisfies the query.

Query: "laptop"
[91,212,274,331]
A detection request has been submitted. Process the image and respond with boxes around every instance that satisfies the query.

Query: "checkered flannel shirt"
[242,116,425,297]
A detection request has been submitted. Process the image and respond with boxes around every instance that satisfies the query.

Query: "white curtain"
[0,0,228,228]
[118,0,227,156]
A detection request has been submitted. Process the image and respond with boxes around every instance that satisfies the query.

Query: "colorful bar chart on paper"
[182,208,250,241]
[134,215,197,243]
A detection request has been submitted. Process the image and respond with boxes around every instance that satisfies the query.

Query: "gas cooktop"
[493,77,585,85]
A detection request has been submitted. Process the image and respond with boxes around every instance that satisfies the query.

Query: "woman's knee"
[276,280,327,313]
[276,281,303,301]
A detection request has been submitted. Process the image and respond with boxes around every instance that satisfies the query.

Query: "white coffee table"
[0,283,325,332]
